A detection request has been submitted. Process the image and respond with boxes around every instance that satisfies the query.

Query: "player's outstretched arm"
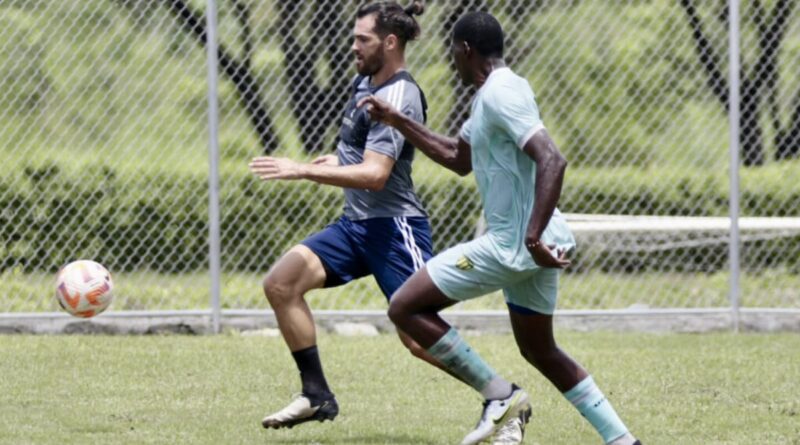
[522,129,571,269]
[358,95,472,176]
[249,150,394,191]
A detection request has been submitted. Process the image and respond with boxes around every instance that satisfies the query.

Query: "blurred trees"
[680,0,798,166]
[276,1,352,152]
[1,0,798,165]
[161,0,280,153]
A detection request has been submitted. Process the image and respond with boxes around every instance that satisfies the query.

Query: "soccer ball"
[55,260,114,318]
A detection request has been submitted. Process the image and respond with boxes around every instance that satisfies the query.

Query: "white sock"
[608,432,637,445]
[480,375,513,400]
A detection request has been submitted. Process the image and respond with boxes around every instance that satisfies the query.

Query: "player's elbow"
[556,154,567,172]
[547,150,567,173]
[453,164,472,176]
[364,172,390,191]
[442,151,471,176]
[365,182,386,192]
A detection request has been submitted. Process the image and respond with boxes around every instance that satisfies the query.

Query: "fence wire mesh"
[0,0,798,314]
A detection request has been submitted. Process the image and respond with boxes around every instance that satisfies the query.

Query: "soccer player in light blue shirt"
[360,11,641,445]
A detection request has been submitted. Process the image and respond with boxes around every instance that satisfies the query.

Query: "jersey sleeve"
[459,118,472,142]
[485,82,545,150]
[365,80,422,160]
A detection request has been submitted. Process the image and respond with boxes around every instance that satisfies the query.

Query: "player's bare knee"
[262,273,296,306]
[386,304,400,325]
[387,300,407,327]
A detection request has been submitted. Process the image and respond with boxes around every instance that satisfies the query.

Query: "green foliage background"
[1,0,798,277]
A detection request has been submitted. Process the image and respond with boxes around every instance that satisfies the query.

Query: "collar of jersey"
[477,66,512,95]
[367,68,409,91]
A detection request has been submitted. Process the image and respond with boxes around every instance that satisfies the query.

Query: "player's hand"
[249,156,304,180]
[357,95,401,126]
[526,240,571,269]
[311,154,338,167]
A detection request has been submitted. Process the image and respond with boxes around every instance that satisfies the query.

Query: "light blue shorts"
[426,235,560,315]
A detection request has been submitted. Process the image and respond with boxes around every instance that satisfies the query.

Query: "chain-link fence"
[1,0,798,321]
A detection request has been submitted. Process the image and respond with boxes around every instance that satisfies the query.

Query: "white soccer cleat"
[460,385,530,445]
[608,433,641,445]
[261,393,339,429]
[491,405,532,445]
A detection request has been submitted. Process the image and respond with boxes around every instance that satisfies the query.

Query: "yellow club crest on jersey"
[455,255,474,270]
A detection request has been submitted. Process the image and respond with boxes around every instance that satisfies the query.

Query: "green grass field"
[1,332,798,445]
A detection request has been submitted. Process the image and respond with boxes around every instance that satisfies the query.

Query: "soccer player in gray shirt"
[250,1,436,430]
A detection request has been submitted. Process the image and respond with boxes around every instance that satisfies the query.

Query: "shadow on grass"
[263,432,439,445]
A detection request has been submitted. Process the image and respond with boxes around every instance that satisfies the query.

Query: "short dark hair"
[453,11,504,58]
[356,1,425,46]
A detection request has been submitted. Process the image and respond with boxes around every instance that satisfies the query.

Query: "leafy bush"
[563,163,800,217]
[2,161,797,273]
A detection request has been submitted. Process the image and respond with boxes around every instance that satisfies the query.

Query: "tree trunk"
[680,0,795,166]
[679,0,728,108]
[278,0,350,152]
[162,0,279,153]
[440,0,488,134]
[776,94,800,159]
[739,78,765,165]
[768,0,799,160]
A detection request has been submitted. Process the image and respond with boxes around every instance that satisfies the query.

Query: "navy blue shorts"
[301,216,434,300]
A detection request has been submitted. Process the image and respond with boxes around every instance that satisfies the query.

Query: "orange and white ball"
[55,260,114,318]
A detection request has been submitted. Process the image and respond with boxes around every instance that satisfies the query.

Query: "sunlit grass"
[1,332,798,444]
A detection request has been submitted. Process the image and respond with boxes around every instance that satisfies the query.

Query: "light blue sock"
[563,376,629,444]
[426,328,498,393]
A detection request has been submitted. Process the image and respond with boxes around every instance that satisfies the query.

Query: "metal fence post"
[727,0,742,332]
[206,0,222,334]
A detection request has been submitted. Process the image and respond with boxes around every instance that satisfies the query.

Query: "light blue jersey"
[426,68,575,314]
[426,67,575,314]
[460,67,575,271]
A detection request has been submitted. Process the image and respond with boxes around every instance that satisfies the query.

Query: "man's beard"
[356,52,384,76]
